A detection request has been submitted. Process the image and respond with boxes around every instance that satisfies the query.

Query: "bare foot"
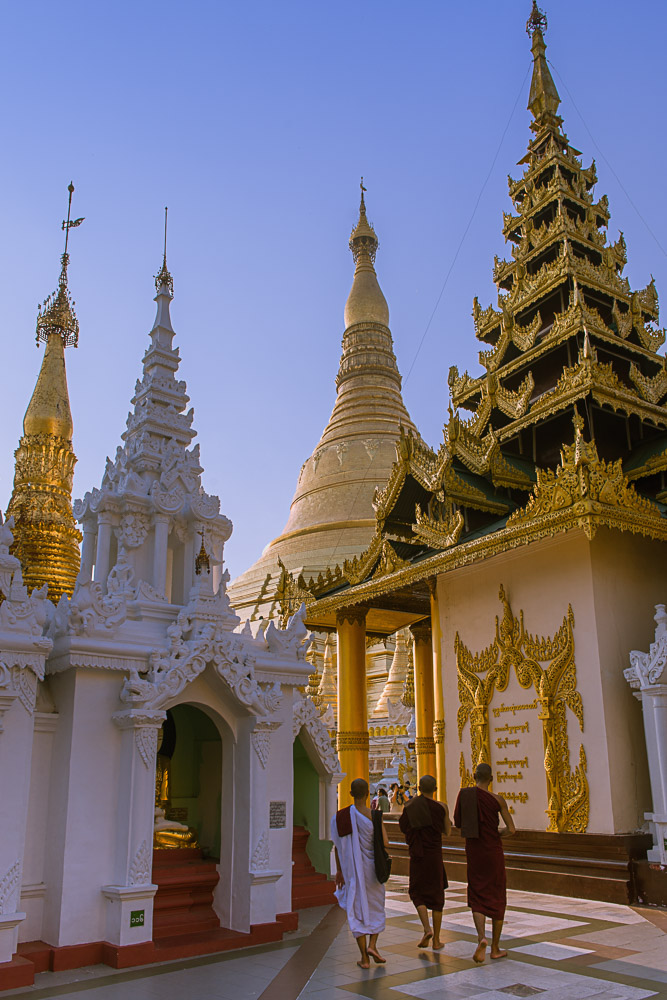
[367,947,386,964]
[432,939,444,950]
[473,938,487,963]
[490,949,508,960]
[417,930,433,948]
[357,958,370,969]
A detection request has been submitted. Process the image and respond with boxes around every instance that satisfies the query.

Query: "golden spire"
[195,532,211,576]
[526,2,562,133]
[5,183,83,599]
[344,179,389,328]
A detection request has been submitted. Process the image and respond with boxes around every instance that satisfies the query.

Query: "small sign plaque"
[269,801,287,829]
[130,909,145,927]
[166,807,188,822]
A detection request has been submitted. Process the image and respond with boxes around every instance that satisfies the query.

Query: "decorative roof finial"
[36,182,84,348]
[154,206,174,296]
[526,0,547,35]
[349,178,378,266]
[526,2,561,129]
[195,531,210,576]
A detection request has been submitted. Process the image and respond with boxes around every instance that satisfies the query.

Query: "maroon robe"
[398,796,448,910]
[453,786,506,920]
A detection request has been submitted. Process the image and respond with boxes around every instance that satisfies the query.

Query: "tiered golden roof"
[304,3,667,634]
[5,185,83,599]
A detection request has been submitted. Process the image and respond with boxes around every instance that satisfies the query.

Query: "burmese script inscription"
[489,679,545,828]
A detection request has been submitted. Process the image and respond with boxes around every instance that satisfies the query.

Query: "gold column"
[429,580,447,800]
[411,622,437,781]
[336,608,369,806]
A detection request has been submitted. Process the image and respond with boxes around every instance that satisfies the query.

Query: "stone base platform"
[385,819,654,904]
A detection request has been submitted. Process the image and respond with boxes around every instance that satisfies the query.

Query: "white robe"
[331,806,386,936]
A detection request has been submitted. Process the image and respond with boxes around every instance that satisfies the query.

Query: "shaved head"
[350,778,369,800]
[474,762,493,783]
[419,774,437,794]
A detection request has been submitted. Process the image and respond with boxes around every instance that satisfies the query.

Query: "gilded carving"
[455,586,588,833]
[336,730,370,751]
[507,412,664,541]
[336,608,367,629]
[629,361,667,405]
[415,735,436,756]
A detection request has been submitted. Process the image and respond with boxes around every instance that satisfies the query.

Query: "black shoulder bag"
[371,808,392,883]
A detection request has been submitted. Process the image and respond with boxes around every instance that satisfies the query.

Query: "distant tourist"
[403,781,415,803]
[331,778,389,969]
[389,782,405,812]
[453,762,515,963]
[399,774,451,949]
[377,787,390,813]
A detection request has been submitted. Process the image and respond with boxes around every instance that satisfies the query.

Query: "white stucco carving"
[292,693,342,777]
[251,832,270,872]
[135,728,159,769]
[0,862,21,915]
[128,841,152,886]
[251,722,280,769]
[627,605,667,689]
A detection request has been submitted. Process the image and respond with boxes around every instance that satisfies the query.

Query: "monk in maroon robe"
[453,762,515,963]
[399,774,451,949]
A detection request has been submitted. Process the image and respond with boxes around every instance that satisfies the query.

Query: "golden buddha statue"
[153,741,199,850]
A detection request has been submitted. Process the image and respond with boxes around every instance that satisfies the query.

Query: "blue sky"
[1,0,666,579]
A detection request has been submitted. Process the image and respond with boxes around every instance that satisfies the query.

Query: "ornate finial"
[194,531,210,576]
[526,0,547,35]
[154,206,174,295]
[36,183,83,348]
[349,179,378,265]
[526,1,561,128]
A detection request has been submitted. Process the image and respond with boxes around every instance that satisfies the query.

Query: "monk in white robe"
[331,778,388,968]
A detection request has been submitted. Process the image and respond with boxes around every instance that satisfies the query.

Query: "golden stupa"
[229,183,417,619]
[5,184,83,599]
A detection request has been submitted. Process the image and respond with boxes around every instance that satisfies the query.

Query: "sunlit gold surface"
[6,334,81,600]
[336,609,369,803]
[455,585,589,834]
[5,188,84,600]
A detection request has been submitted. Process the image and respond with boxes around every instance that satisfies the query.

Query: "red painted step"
[152,848,220,940]
[291,826,336,909]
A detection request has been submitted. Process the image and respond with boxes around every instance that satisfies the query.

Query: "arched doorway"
[293,734,329,874]
[152,704,224,945]
[160,704,222,858]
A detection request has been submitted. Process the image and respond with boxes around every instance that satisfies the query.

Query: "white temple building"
[0,250,341,989]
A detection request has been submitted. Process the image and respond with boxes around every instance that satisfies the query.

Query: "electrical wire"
[548,59,667,260]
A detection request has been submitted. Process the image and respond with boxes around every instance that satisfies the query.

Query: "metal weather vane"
[36,181,83,348]
[526,0,547,35]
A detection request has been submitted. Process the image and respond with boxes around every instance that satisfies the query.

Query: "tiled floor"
[3,879,667,999]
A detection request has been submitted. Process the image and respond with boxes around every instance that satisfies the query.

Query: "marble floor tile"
[439,910,586,938]
[512,942,594,960]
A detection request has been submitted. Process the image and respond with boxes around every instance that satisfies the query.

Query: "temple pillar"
[429,580,447,799]
[0,662,40,963]
[626,605,667,864]
[94,513,114,586]
[152,514,170,596]
[102,709,163,949]
[336,609,369,806]
[411,622,437,782]
[248,718,283,925]
[80,516,97,582]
